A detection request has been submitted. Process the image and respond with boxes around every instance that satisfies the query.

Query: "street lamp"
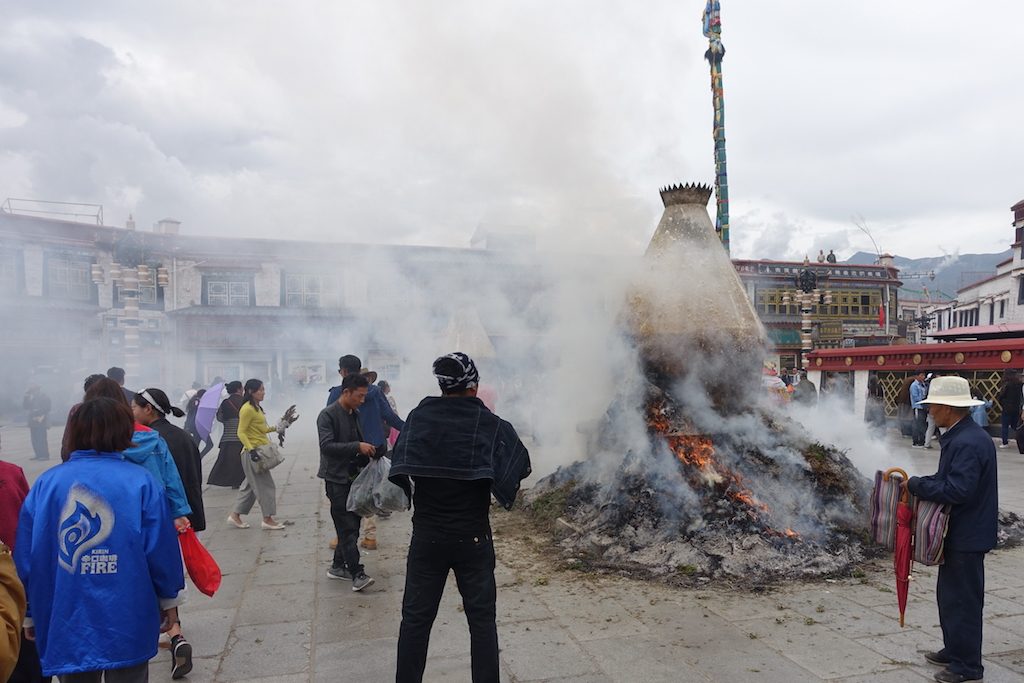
[782,258,832,369]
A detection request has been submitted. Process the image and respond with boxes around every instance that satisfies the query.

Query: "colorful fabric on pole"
[702,0,729,253]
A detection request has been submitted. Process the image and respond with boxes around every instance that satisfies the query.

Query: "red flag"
[878,303,886,328]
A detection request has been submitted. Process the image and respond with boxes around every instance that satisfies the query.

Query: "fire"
[646,398,796,538]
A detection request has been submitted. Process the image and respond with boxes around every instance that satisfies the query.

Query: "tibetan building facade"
[733,257,903,370]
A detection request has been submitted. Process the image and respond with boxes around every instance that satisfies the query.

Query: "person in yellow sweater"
[227,380,290,530]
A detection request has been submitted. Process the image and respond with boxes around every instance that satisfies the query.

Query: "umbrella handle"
[883,467,911,503]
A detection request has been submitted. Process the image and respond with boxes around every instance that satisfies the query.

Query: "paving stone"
[772,588,907,639]
[988,647,1024,675]
[313,636,394,682]
[578,634,712,681]
[499,620,600,681]
[251,553,315,586]
[236,581,315,626]
[181,607,237,658]
[220,620,311,680]
[740,610,900,678]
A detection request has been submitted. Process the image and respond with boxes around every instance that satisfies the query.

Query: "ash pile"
[523,183,873,585]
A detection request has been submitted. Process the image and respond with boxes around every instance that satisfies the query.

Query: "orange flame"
[647,398,792,535]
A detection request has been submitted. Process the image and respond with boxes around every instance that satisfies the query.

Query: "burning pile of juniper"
[525,379,873,585]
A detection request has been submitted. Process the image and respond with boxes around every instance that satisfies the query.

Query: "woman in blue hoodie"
[86,379,192,525]
[84,378,195,678]
[14,397,184,681]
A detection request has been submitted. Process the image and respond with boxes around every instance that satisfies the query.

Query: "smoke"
[786,393,915,479]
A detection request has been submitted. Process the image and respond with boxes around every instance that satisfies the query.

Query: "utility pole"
[703,0,729,253]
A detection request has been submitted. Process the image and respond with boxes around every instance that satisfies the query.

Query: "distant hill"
[845,250,1013,298]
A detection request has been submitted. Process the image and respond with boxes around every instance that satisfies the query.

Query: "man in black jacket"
[316,373,376,591]
[390,352,531,683]
[908,376,998,683]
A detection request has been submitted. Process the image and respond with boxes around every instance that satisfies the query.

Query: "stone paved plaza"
[3,425,1023,682]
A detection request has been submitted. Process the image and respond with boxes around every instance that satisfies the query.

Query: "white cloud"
[0,1,1020,258]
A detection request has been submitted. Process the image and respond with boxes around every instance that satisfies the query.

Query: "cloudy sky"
[1,1,1021,260]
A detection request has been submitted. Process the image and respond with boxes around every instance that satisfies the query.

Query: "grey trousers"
[233,450,277,517]
[59,661,148,682]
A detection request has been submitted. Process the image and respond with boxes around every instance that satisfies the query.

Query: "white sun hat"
[918,376,985,407]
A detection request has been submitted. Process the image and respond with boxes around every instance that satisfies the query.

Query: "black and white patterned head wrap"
[433,352,479,392]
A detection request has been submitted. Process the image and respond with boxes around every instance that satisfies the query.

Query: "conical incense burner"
[625,183,765,381]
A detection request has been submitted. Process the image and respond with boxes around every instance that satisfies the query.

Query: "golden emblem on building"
[876,355,886,366]
[954,352,965,364]
[1001,350,1012,363]
[912,353,922,365]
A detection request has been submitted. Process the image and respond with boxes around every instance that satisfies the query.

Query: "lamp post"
[782,259,832,369]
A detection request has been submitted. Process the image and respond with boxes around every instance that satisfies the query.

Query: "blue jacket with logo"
[14,451,184,676]
[122,427,192,519]
[908,417,998,552]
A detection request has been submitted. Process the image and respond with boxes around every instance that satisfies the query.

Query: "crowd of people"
[3,355,1011,682]
[0,352,532,682]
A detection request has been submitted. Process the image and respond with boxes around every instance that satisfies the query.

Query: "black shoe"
[925,651,952,666]
[352,572,375,592]
[170,635,193,679]
[326,566,352,580]
[934,669,983,682]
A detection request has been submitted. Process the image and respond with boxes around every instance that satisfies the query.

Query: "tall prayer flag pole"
[702,0,729,253]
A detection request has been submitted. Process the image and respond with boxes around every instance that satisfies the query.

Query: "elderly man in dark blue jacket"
[390,352,531,683]
[907,375,998,683]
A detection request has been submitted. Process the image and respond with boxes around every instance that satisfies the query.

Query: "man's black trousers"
[396,533,498,683]
[936,550,986,679]
[325,480,363,575]
[913,409,927,446]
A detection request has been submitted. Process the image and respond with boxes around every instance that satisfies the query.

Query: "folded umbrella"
[883,467,914,627]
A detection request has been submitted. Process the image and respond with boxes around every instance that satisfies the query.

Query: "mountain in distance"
[844,249,1013,299]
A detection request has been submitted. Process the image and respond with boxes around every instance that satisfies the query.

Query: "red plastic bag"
[178,528,222,597]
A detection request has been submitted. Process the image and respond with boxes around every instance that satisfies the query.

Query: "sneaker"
[933,669,983,682]
[924,445,934,449]
[352,572,375,592]
[924,650,952,666]
[912,445,925,449]
[999,443,1010,449]
[359,538,378,550]
[170,635,193,679]
[326,566,352,580]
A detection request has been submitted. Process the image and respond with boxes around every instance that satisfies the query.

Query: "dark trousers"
[1000,410,1019,445]
[29,426,49,459]
[188,429,215,458]
[58,662,148,682]
[936,550,986,678]
[913,409,927,446]
[396,533,498,683]
[325,480,363,575]
[9,634,49,683]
